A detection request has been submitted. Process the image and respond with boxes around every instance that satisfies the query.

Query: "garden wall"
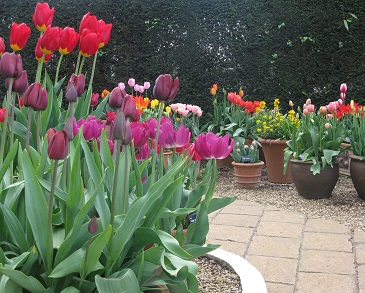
[1,0,364,117]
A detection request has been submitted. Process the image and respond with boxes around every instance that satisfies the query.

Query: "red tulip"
[32,2,55,32]
[153,74,179,102]
[47,128,69,160]
[79,12,98,33]
[91,93,99,106]
[97,19,112,48]
[190,143,202,161]
[59,27,79,55]
[23,82,48,111]
[0,52,23,79]
[79,29,99,57]
[40,26,62,54]
[10,22,31,51]
[0,37,5,56]
[35,37,53,62]
[0,108,6,122]
[194,133,234,160]
[6,70,28,94]
[106,111,116,125]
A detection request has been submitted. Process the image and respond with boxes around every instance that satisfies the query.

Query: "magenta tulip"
[131,122,150,148]
[153,74,179,102]
[76,116,105,140]
[159,123,190,149]
[340,83,347,94]
[135,143,150,160]
[194,133,234,159]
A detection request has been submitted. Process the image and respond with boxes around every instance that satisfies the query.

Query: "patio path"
[207,199,365,293]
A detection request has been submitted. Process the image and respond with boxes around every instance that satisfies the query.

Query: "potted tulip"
[231,137,264,189]
[284,102,347,199]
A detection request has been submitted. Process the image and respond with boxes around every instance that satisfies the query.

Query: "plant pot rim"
[349,154,365,160]
[232,161,264,167]
[290,158,339,165]
[258,138,288,144]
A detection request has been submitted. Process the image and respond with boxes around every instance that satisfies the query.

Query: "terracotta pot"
[291,159,339,199]
[349,155,365,200]
[258,138,293,183]
[232,161,264,189]
[163,151,173,168]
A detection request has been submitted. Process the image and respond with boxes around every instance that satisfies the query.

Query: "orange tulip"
[59,27,79,55]
[32,2,55,32]
[40,26,62,54]
[10,22,31,51]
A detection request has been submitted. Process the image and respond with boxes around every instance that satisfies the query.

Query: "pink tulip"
[303,108,309,115]
[128,78,135,87]
[144,81,150,90]
[340,83,347,93]
[307,104,315,113]
[131,122,150,148]
[134,84,140,92]
[194,133,234,159]
[135,143,150,160]
[159,123,190,149]
[326,101,337,112]
[118,82,125,91]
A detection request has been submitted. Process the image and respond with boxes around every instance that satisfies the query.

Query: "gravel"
[196,162,365,292]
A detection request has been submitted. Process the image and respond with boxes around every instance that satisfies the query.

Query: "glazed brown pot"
[291,159,339,199]
[349,155,365,200]
[232,161,264,189]
[258,138,293,183]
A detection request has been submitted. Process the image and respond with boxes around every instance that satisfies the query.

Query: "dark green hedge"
[1,0,364,118]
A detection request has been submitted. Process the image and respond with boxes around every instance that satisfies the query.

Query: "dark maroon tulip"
[6,70,28,94]
[63,117,74,141]
[88,216,98,234]
[122,94,136,120]
[65,79,78,102]
[23,82,48,111]
[0,52,23,79]
[69,73,85,97]
[112,111,132,145]
[47,128,69,160]
[108,86,126,108]
[153,74,179,102]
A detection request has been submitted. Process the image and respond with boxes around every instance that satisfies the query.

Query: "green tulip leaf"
[95,269,140,293]
[60,287,80,293]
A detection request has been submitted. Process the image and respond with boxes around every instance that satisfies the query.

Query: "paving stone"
[296,272,356,293]
[245,255,298,284]
[256,221,303,238]
[261,209,306,224]
[359,264,365,291]
[265,282,294,293]
[355,243,365,264]
[212,214,260,228]
[205,239,247,256]
[219,204,265,216]
[304,218,351,234]
[302,232,352,252]
[247,235,300,258]
[231,200,263,206]
[299,250,355,275]
[207,224,254,243]
[354,230,365,243]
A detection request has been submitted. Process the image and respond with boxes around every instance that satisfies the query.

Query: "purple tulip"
[0,52,23,79]
[23,82,48,111]
[65,79,78,102]
[153,74,179,102]
[194,133,234,159]
[122,94,137,119]
[69,73,85,97]
[6,70,28,94]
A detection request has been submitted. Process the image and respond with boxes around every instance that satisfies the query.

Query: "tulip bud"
[6,70,28,94]
[128,78,135,87]
[0,108,6,122]
[319,106,327,115]
[47,129,69,160]
[153,74,179,102]
[324,122,331,129]
[305,98,311,105]
[0,52,23,79]
[88,216,98,234]
[289,100,294,107]
[109,86,126,108]
[91,93,99,107]
[118,82,125,91]
[23,82,48,111]
[113,111,132,145]
[340,83,347,94]
[122,94,137,119]
[65,80,78,102]
[64,117,74,141]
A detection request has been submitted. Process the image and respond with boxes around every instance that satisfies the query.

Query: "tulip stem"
[9,92,16,184]
[54,54,63,86]
[25,108,33,153]
[46,159,59,274]
[78,56,85,75]
[35,54,45,83]
[87,51,98,94]
[75,52,81,75]
[36,111,41,153]
[0,78,13,166]
[150,102,164,186]
[121,145,129,214]
[107,139,121,274]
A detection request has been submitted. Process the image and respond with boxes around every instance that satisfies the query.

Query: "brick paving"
[207,200,365,293]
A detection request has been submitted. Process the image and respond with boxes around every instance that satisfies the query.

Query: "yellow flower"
[165,106,171,114]
[260,101,266,109]
[150,99,159,109]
